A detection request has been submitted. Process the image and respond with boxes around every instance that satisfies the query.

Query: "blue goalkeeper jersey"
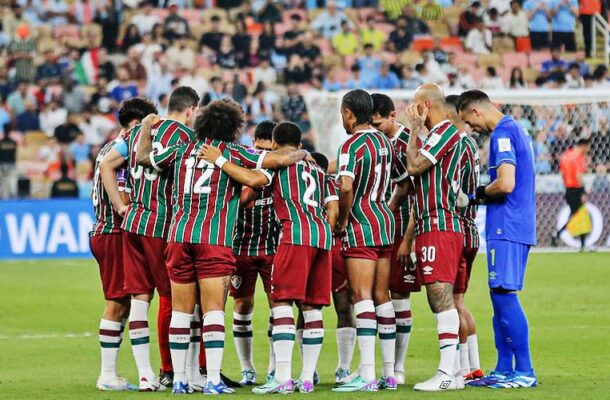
[486,116,537,245]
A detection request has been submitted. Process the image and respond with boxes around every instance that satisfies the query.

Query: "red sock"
[158,295,173,373]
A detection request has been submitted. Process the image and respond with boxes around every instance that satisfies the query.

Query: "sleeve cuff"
[150,152,162,172]
[419,149,437,165]
[338,171,355,179]
[492,158,516,169]
[324,195,339,205]
[393,171,410,183]
[257,169,273,186]
[256,151,268,170]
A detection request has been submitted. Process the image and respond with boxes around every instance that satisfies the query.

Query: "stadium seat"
[528,51,552,69]
[150,8,169,19]
[502,52,529,72]
[427,21,450,37]
[440,36,463,53]
[36,25,53,38]
[359,7,379,22]
[283,9,309,23]
[322,54,344,69]
[453,52,477,67]
[181,8,203,24]
[411,36,435,52]
[53,25,80,40]
[492,36,515,54]
[523,67,539,83]
[400,51,423,66]
[477,53,503,69]
[24,131,48,147]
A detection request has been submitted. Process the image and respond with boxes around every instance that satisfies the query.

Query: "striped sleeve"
[324,175,339,205]
[337,141,357,179]
[390,146,409,182]
[150,143,182,171]
[420,130,459,165]
[235,145,267,169]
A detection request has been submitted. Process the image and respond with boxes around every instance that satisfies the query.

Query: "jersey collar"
[429,119,452,134]
[390,124,405,142]
[354,128,378,135]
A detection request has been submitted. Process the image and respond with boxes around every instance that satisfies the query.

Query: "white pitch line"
[0,332,94,340]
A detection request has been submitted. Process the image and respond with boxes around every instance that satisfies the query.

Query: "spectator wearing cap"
[311,0,353,39]
[373,63,400,89]
[549,0,578,51]
[465,17,492,54]
[388,15,414,52]
[200,15,224,53]
[458,1,482,36]
[419,0,444,21]
[502,1,530,47]
[164,2,189,41]
[578,0,601,57]
[7,23,36,83]
[332,20,359,57]
[358,43,382,88]
[361,16,386,51]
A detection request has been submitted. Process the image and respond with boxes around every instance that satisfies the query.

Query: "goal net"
[303,89,610,249]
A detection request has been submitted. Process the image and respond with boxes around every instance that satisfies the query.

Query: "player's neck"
[487,108,505,132]
[389,123,402,138]
[166,112,187,125]
[353,123,372,133]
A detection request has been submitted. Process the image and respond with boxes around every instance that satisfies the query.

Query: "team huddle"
[90,83,535,394]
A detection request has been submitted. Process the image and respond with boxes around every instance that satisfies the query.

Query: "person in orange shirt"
[553,138,590,248]
[579,0,602,57]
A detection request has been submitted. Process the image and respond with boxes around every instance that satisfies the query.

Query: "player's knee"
[350,288,372,303]
[373,288,390,305]
[234,297,254,315]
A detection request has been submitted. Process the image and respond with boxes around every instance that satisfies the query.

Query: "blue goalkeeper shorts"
[486,239,531,291]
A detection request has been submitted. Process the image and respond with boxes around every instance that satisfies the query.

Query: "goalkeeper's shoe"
[204,380,235,395]
[489,371,538,389]
[252,378,295,394]
[96,376,136,391]
[467,370,510,387]
[332,375,378,392]
[172,381,193,394]
[158,370,173,391]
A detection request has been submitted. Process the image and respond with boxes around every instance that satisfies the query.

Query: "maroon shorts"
[454,246,478,294]
[272,244,331,306]
[122,231,171,297]
[230,254,274,298]
[165,242,236,284]
[343,245,393,261]
[415,231,463,286]
[90,233,128,300]
[331,243,348,293]
[389,230,422,294]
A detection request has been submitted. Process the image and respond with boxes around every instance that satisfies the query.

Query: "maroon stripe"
[202,324,225,333]
[129,321,148,329]
[233,319,251,326]
[99,329,121,337]
[273,317,295,326]
[396,310,412,319]
[377,316,396,325]
[356,312,376,320]
[439,333,459,340]
[304,320,324,329]
[169,327,191,335]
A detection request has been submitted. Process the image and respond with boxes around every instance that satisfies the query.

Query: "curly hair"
[193,98,246,142]
[118,97,158,128]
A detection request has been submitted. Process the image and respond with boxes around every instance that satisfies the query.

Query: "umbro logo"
[439,380,452,389]
[423,266,433,275]
[404,274,416,283]
[231,275,242,289]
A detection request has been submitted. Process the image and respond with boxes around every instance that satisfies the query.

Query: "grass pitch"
[0,253,609,399]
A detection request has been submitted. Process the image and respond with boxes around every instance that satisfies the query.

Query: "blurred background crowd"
[1,0,610,199]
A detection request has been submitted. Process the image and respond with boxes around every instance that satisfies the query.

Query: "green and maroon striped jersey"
[270,160,335,250]
[233,184,280,256]
[121,120,195,238]
[337,129,409,248]
[384,124,412,236]
[459,133,480,248]
[413,120,463,235]
[90,140,127,236]
[152,139,266,245]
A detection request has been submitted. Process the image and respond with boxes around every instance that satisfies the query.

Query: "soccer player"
[371,93,419,385]
[231,120,279,386]
[457,90,537,389]
[140,101,309,394]
[444,95,483,381]
[200,121,336,394]
[404,83,464,391]
[91,98,157,391]
[100,86,200,391]
[332,89,410,392]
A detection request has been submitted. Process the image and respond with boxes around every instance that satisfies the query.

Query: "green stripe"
[302,337,324,345]
[204,340,225,349]
[233,331,253,338]
[379,332,396,340]
[131,337,149,346]
[169,342,190,350]
[356,328,377,336]
[397,325,412,334]
[100,341,121,348]
[272,333,296,342]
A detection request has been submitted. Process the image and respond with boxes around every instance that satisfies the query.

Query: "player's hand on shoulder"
[199,144,222,164]
[142,114,160,130]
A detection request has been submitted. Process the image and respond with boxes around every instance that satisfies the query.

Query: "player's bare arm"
[328,159,337,174]
[388,179,413,213]
[335,175,354,235]
[326,199,339,228]
[99,148,128,216]
[484,163,516,198]
[135,114,161,167]
[405,103,434,176]
[200,144,270,188]
[397,209,416,267]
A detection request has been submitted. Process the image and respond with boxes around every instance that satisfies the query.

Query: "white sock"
[169,311,192,384]
[233,312,254,371]
[336,327,356,370]
[267,314,275,374]
[459,342,470,375]
[203,311,225,385]
[467,334,481,371]
[376,302,396,378]
[301,310,324,382]
[186,309,201,383]
[296,328,304,359]
[354,300,376,381]
[128,299,155,381]
[392,298,412,374]
[99,319,122,380]
[272,306,295,383]
[436,309,460,376]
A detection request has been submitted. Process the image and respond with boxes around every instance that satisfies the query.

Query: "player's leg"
[373,254,397,389]
[185,303,205,391]
[413,232,463,392]
[331,244,355,383]
[259,258,276,381]
[168,281,197,393]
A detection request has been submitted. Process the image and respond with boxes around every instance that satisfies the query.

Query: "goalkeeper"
[457,90,537,389]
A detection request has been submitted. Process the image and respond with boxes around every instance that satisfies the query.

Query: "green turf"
[0,253,609,399]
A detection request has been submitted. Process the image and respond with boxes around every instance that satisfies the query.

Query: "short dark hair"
[311,152,329,172]
[194,99,245,142]
[118,97,158,128]
[457,90,490,112]
[445,94,460,112]
[272,121,302,147]
[254,120,276,141]
[363,43,374,50]
[168,86,200,113]
[211,15,221,22]
[342,89,374,125]
[577,138,590,146]
[371,93,395,118]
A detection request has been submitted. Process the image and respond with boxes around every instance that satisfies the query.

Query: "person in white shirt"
[457,64,477,89]
[311,0,353,39]
[489,0,511,15]
[465,18,493,54]
[78,109,115,145]
[130,2,160,35]
[564,63,585,88]
[252,58,278,86]
[481,66,506,89]
[502,0,530,38]
[40,101,68,137]
[179,67,209,99]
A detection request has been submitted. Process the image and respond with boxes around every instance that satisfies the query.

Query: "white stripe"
[419,149,437,164]
[338,171,355,179]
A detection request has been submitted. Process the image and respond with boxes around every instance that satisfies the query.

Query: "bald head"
[413,83,445,103]
[412,83,447,129]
